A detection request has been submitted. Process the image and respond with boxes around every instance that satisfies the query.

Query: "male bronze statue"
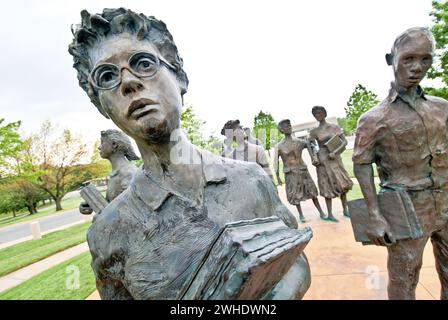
[79,129,139,214]
[69,8,312,300]
[274,119,326,222]
[309,106,353,221]
[353,27,448,300]
[221,119,274,180]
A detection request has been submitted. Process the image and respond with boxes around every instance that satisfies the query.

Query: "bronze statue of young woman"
[309,106,353,221]
[221,119,273,180]
[69,8,312,300]
[274,119,326,222]
[79,129,139,214]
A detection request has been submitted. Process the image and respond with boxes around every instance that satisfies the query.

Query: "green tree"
[252,111,282,150]
[24,121,89,211]
[0,119,24,177]
[426,0,448,99]
[180,105,221,154]
[181,106,205,146]
[0,177,45,216]
[344,84,379,135]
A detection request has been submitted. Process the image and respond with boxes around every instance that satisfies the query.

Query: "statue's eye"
[94,65,119,88]
[130,53,158,75]
[404,56,414,64]
[422,57,432,66]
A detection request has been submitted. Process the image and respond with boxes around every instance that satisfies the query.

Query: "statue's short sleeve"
[352,110,382,165]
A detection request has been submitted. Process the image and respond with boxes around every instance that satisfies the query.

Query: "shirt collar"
[387,82,426,107]
[131,147,227,211]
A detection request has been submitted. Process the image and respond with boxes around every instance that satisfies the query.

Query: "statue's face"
[234,127,245,142]
[313,110,326,122]
[99,135,114,159]
[393,34,433,89]
[279,122,292,135]
[91,34,182,143]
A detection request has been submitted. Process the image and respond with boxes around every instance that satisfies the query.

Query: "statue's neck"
[136,134,199,180]
[108,153,130,173]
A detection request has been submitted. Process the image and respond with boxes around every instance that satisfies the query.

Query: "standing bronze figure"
[309,106,353,221]
[69,8,312,300]
[353,27,448,300]
[79,129,139,214]
[222,119,274,180]
[274,119,326,222]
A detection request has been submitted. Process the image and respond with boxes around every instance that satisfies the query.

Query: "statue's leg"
[386,236,428,299]
[295,204,306,223]
[341,193,350,217]
[325,198,338,222]
[430,226,448,300]
[312,198,326,220]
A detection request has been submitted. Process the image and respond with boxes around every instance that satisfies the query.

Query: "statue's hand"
[328,152,336,160]
[366,211,396,246]
[79,201,93,215]
[312,159,320,166]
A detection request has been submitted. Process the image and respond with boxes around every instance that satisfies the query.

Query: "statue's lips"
[408,76,422,83]
[127,99,159,120]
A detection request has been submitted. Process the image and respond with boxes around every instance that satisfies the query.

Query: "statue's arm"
[307,135,319,165]
[273,146,282,185]
[353,163,379,215]
[353,163,395,246]
[88,227,134,300]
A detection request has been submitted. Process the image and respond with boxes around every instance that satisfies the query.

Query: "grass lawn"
[347,183,381,201]
[0,251,96,300]
[0,222,90,277]
[340,149,378,178]
[0,190,106,228]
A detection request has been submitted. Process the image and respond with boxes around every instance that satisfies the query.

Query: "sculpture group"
[69,8,448,300]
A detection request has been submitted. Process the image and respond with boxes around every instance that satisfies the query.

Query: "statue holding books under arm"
[69,8,312,300]
[352,27,448,300]
[309,106,353,221]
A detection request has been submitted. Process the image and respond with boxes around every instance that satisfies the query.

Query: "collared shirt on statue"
[353,83,448,219]
[87,147,299,300]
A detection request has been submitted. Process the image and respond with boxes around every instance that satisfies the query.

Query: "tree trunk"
[55,197,63,211]
[12,209,16,218]
[27,201,38,215]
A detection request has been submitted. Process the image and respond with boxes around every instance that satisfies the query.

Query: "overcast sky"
[0,0,438,146]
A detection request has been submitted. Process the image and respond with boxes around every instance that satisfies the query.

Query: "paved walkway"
[0,242,89,293]
[277,187,441,300]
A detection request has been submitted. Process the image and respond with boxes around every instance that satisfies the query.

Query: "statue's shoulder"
[357,101,386,126]
[425,94,448,111]
[87,190,129,243]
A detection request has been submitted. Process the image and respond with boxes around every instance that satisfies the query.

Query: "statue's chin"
[141,119,171,144]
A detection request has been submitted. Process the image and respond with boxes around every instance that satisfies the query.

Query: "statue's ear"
[385,53,393,66]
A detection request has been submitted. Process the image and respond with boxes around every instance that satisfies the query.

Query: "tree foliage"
[252,111,282,150]
[0,119,24,177]
[180,106,221,154]
[344,84,379,135]
[22,121,90,211]
[426,0,448,99]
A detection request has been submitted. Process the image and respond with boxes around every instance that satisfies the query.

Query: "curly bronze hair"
[68,8,189,118]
